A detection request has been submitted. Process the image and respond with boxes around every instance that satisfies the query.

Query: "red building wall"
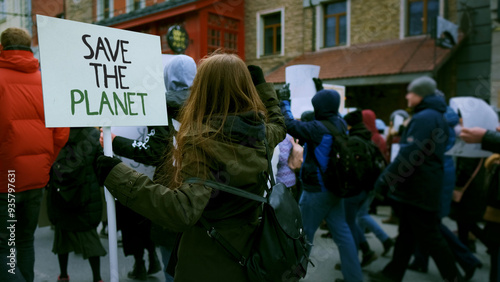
[31,0,64,46]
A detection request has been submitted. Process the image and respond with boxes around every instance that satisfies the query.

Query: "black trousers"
[383,202,461,282]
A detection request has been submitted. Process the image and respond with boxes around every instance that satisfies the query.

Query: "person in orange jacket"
[0,27,70,282]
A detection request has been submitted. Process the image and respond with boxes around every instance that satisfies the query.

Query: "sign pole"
[103,126,119,282]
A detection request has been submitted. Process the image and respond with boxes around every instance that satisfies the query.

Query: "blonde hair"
[164,52,266,188]
[1,28,31,48]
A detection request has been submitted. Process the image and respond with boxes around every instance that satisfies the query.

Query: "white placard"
[446,97,497,158]
[285,65,320,118]
[37,15,167,127]
[111,127,156,179]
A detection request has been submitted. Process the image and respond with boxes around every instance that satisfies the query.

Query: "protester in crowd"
[362,110,388,160]
[408,90,482,280]
[278,79,363,282]
[356,110,394,256]
[100,54,197,281]
[371,76,461,282]
[47,128,106,282]
[461,125,500,282]
[343,110,379,267]
[95,54,285,281]
[451,115,488,254]
[0,27,70,282]
[276,133,301,201]
[380,109,410,224]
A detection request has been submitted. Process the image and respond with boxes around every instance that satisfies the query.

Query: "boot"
[127,259,147,280]
[382,238,394,256]
[148,251,161,275]
[359,242,377,267]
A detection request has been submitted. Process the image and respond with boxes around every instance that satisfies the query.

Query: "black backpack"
[185,139,311,282]
[310,120,362,197]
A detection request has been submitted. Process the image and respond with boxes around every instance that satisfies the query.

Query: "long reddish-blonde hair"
[162,53,267,188]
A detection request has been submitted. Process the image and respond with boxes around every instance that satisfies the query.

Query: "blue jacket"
[379,95,449,211]
[440,106,459,217]
[280,90,347,193]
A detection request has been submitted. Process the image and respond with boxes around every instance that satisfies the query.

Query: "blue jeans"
[159,246,174,282]
[299,190,363,282]
[0,188,43,282]
[344,190,367,247]
[357,191,389,243]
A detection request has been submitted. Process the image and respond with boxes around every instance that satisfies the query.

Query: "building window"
[323,1,347,47]
[407,0,439,36]
[256,8,284,58]
[127,0,144,13]
[97,0,113,21]
[263,12,281,55]
[207,13,239,54]
[0,0,7,22]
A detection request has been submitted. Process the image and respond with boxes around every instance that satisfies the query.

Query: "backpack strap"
[319,120,344,138]
[184,178,267,203]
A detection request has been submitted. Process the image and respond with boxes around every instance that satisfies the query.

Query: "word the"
[82,35,131,89]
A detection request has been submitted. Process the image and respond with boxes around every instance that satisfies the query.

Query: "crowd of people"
[1,26,500,282]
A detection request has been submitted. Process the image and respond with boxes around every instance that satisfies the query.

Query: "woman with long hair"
[96,53,285,281]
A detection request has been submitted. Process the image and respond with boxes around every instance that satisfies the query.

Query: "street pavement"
[33,206,491,282]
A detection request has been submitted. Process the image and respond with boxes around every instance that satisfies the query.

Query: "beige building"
[244,0,500,122]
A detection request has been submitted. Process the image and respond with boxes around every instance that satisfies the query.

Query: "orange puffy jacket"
[0,50,69,193]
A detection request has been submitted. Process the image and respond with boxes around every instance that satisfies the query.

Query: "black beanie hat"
[344,110,363,126]
[407,76,437,98]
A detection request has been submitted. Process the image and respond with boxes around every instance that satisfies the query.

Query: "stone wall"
[350,0,400,45]
[244,0,305,74]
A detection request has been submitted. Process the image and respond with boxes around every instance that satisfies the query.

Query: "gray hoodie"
[164,55,197,112]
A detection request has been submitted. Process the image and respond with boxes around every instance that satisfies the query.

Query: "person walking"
[95,54,285,281]
[279,80,363,282]
[0,27,70,282]
[47,127,106,282]
[370,76,462,282]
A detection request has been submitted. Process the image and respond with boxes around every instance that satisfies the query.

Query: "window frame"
[97,0,114,21]
[315,0,351,51]
[400,0,444,38]
[126,0,144,13]
[0,0,7,22]
[207,13,239,54]
[256,7,285,59]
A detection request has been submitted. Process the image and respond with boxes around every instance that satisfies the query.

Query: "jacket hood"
[164,55,196,92]
[210,112,266,147]
[361,109,378,136]
[348,123,373,140]
[0,50,39,73]
[414,94,447,114]
[312,89,340,120]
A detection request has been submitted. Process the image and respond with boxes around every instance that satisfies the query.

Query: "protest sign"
[37,15,167,127]
[285,65,320,118]
[323,84,346,115]
[37,15,167,282]
[446,97,497,158]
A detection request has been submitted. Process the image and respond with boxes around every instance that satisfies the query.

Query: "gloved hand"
[278,83,291,102]
[247,65,266,86]
[313,77,324,92]
[96,155,122,186]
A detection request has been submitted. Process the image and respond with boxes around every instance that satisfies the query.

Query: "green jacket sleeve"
[482,130,500,154]
[256,83,286,149]
[104,163,212,232]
